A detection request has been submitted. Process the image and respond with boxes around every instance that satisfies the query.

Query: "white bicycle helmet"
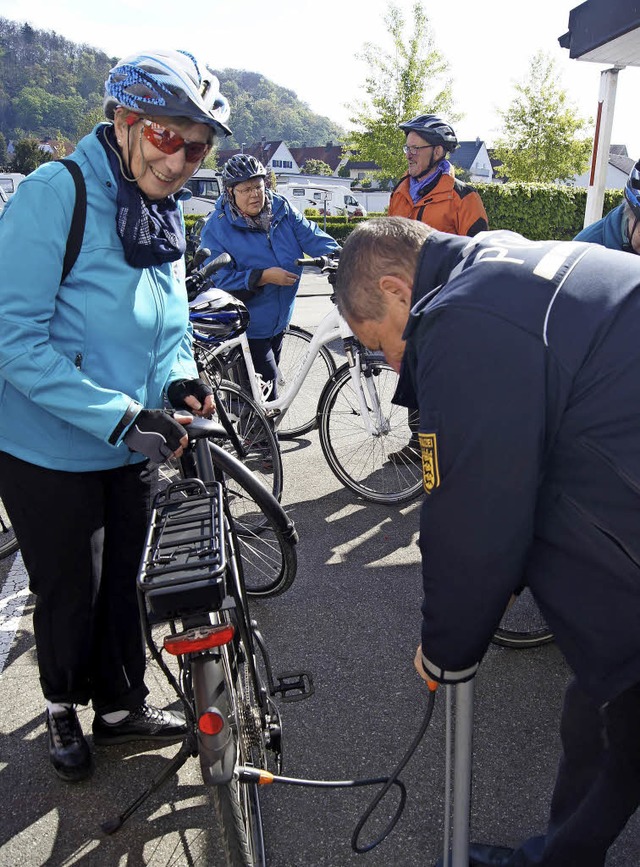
[104,49,231,137]
[189,288,250,344]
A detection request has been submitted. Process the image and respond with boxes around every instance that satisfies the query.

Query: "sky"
[2,0,640,157]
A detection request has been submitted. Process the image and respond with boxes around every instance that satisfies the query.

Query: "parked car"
[182,169,223,216]
[0,173,25,198]
[0,186,8,215]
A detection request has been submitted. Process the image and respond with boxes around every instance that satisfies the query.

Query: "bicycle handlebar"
[295,255,339,270]
[186,251,232,300]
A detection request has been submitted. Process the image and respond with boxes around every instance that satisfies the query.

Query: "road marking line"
[0,553,29,676]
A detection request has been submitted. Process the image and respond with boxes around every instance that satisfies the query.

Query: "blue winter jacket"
[200,192,339,339]
[574,202,627,250]
[395,229,640,704]
[0,124,198,471]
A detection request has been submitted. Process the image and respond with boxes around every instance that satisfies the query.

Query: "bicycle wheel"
[318,360,423,505]
[210,645,266,866]
[0,495,18,559]
[492,589,554,648]
[214,380,283,505]
[275,324,336,440]
[208,442,297,598]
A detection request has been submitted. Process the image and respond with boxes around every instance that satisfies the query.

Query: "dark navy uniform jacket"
[395,229,640,704]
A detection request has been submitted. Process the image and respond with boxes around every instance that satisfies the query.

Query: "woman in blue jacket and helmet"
[200,154,340,396]
[0,49,230,782]
[575,159,640,252]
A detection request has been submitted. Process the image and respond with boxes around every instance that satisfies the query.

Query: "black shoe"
[47,707,92,782]
[92,703,188,746]
[468,843,516,866]
[387,442,421,465]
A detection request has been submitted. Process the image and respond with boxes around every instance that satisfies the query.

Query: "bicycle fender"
[191,655,236,785]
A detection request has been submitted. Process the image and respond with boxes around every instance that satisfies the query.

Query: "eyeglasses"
[234,181,265,196]
[402,144,435,156]
[132,118,211,163]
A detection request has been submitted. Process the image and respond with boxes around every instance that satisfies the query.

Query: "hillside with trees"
[0,17,345,155]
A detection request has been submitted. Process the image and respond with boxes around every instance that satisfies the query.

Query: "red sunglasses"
[126,116,211,163]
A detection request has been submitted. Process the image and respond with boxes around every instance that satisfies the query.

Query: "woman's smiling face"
[114,110,211,200]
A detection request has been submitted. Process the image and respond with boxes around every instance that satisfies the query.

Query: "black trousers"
[0,451,155,714]
[511,678,640,867]
[248,330,285,399]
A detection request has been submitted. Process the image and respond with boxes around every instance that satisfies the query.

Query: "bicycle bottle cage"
[137,479,226,624]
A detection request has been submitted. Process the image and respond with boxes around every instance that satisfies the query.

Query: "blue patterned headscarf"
[98,123,186,268]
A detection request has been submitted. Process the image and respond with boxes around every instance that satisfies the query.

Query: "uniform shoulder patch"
[418,432,440,492]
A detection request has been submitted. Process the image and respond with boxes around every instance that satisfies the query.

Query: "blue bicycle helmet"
[104,49,231,137]
[624,160,640,221]
[398,114,458,152]
[189,288,249,344]
[222,154,267,188]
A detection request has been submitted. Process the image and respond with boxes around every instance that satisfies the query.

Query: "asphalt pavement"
[0,272,638,866]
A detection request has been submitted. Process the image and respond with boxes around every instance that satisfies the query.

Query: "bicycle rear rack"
[137,478,226,624]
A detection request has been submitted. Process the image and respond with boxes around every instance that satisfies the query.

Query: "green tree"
[12,136,51,174]
[0,131,7,167]
[347,1,455,181]
[303,159,332,175]
[493,52,592,183]
[76,107,105,140]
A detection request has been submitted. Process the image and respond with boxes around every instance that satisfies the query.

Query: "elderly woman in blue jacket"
[0,50,230,783]
[200,155,340,395]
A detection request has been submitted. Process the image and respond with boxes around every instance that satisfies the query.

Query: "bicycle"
[491,588,554,649]
[194,255,423,505]
[0,495,17,560]
[102,416,311,867]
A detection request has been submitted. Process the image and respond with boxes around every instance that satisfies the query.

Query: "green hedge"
[187,185,624,246]
[306,185,625,244]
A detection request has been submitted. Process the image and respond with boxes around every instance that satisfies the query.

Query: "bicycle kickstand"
[100,735,197,835]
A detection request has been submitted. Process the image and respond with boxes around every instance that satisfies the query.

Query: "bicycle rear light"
[163,623,235,655]
[198,708,226,736]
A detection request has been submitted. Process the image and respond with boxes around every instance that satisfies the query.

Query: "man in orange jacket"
[387,114,488,464]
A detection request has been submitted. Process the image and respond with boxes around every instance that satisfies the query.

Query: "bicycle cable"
[237,682,437,853]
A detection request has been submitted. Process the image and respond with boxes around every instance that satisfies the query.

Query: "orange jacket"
[388,169,488,237]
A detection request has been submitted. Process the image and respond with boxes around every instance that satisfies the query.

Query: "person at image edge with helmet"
[200,154,340,398]
[0,50,230,782]
[387,113,488,466]
[574,158,640,253]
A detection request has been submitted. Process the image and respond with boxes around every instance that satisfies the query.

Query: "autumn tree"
[347,1,455,181]
[493,52,592,183]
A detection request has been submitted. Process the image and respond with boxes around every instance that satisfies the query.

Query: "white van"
[182,169,223,215]
[277,182,367,218]
[0,173,25,198]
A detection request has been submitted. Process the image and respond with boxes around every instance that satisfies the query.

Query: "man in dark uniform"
[334,216,640,867]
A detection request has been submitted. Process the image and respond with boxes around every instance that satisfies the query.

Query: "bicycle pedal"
[273,671,314,702]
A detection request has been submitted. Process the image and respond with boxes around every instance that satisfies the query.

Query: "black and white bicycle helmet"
[104,49,231,137]
[222,154,267,188]
[624,160,640,221]
[189,288,249,344]
[399,114,458,152]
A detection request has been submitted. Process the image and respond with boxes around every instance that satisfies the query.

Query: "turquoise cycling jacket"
[0,124,198,471]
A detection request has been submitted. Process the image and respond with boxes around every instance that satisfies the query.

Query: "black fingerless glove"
[167,378,213,410]
[123,409,187,463]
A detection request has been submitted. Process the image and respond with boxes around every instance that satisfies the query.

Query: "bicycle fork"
[344,346,391,437]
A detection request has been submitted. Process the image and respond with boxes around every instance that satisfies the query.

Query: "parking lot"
[0,275,638,866]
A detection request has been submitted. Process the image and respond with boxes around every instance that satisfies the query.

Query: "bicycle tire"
[208,641,266,867]
[0,495,18,559]
[214,379,283,506]
[207,442,298,598]
[491,589,554,649]
[275,324,336,440]
[318,361,423,505]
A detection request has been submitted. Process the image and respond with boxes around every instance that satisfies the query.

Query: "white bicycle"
[198,256,423,505]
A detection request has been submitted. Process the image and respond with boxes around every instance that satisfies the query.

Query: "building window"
[272,160,282,168]
[283,160,292,168]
